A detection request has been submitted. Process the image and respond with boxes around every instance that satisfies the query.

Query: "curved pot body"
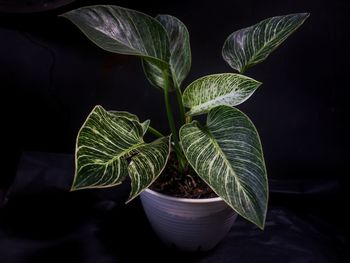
[140,188,237,251]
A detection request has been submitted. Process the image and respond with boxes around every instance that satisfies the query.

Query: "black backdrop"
[0,0,349,260]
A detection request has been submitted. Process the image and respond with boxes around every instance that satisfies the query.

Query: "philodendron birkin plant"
[62,5,309,229]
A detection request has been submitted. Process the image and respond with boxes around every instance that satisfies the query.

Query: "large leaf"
[182,73,261,116]
[142,15,191,90]
[222,13,309,73]
[62,5,171,89]
[180,106,268,228]
[73,105,170,201]
[157,14,191,87]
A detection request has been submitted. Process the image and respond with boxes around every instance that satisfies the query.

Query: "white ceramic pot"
[140,188,237,251]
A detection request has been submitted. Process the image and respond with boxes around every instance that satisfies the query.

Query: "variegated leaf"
[142,15,191,90]
[140,120,151,136]
[222,13,309,73]
[109,110,150,136]
[157,14,191,87]
[182,73,261,116]
[62,5,171,89]
[180,105,268,229]
[128,136,171,202]
[73,106,170,202]
[109,110,141,122]
[142,58,174,90]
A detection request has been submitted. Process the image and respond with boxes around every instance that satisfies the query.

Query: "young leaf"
[62,5,171,89]
[72,106,170,201]
[222,13,309,73]
[182,73,261,116]
[180,105,268,229]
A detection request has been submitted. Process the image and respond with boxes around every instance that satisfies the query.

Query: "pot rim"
[143,188,223,203]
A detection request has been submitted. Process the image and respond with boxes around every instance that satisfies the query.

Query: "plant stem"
[162,70,186,172]
[185,114,192,124]
[147,126,164,138]
[175,85,186,125]
[163,70,179,145]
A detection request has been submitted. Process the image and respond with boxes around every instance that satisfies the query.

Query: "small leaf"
[182,73,261,116]
[62,5,171,89]
[180,106,268,228]
[73,106,170,201]
[222,13,309,73]
[157,14,191,87]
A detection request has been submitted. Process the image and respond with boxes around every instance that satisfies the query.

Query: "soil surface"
[150,152,217,199]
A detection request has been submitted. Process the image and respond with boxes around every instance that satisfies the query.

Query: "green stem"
[175,85,186,125]
[163,70,179,146]
[162,70,186,172]
[147,126,164,138]
[185,114,192,124]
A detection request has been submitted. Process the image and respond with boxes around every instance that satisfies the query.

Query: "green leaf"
[142,58,174,90]
[128,136,171,202]
[62,5,171,89]
[157,14,191,87]
[73,105,170,201]
[179,106,268,229]
[109,110,141,122]
[222,13,309,73]
[109,110,150,136]
[141,120,151,136]
[142,15,191,90]
[182,73,261,116]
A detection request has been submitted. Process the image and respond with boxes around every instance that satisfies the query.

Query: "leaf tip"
[299,12,311,23]
[124,197,133,205]
[257,220,266,230]
[126,188,145,204]
[58,11,72,19]
[256,80,263,88]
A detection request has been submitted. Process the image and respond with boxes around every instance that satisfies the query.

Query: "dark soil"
[150,152,217,199]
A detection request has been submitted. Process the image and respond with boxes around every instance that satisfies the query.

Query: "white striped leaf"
[62,5,171,90]
[109,110,150,135]
[142,58,174,90]
[157,14,191,87]
[142,15,191,90]
[179,105,268,228]
[128,136,171,202]
[182,73,261,116]
[73,105,170,201]
[222,13,309,73]
[108,110,140,122]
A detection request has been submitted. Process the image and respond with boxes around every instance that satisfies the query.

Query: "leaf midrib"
[105,141,145,165]
[244,16,304,71]
[201,124,245,198]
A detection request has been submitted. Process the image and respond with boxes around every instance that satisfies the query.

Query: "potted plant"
[61,5,309,251]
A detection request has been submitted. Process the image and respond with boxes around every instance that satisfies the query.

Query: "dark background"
[0,0,349,261]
